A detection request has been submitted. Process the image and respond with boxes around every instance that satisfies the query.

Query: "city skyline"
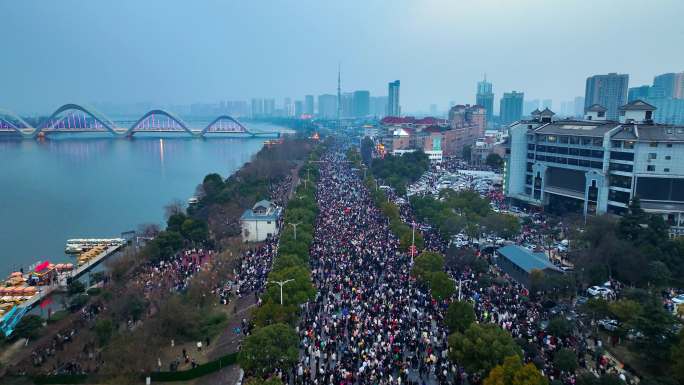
[2,0,684,115]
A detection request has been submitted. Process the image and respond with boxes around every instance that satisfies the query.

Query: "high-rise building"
[429,104,438,117]
[628,85,652,102]
[584,73,629,121]
[340,92,354,118]
[317,94,337,119]
[264,99,276,116]
[652,72,684,99]
[251,98,264,117]
[304,95,315,115]
[283,97,293,117]
[353,90,370,117]
[476,75,494,122]
[500,91,524,126]
[370,96,388,118]
[388,80,401,116]
[294,100,304,117]
[542,99,553,110]
[523,100,540,116]
[573,97,585,117]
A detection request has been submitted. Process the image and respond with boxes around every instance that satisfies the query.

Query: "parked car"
[598,319,619,332]
[587,286,613,298]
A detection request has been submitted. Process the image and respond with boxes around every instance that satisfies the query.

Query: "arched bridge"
[0,104,279,139]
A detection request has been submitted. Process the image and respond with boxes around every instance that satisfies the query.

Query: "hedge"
[29,352,239,384]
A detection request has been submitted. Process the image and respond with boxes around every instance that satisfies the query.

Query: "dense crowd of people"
[288,150,451,385]
[135,248,214,297]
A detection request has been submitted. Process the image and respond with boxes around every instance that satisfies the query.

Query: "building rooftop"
[619,99,656,111]
[241,200,282,221]
[586,104,608,113]
[533,120,618,136]
[497,245,563,274]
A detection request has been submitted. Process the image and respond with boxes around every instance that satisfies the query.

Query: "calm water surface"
[0,123,283,276]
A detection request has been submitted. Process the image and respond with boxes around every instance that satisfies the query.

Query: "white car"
[672,294,684,305]
[598,319,619,332]
[587,286,613,298]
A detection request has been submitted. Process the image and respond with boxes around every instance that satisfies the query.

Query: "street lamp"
[267,279,294,305]
[450,277,472,302]
[288,222,302,241]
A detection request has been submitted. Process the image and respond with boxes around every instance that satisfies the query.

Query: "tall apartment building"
[371,96,388,118]
[353,90,370,117]
[317,94,338,119]
[627,72,684,125]
[476,76,494,123]
[446,104,487,156]
[504,100,684,236]
[388,80,401,116]
[304,95,315,115]
[584,73,629,121]
[500,92,524,126]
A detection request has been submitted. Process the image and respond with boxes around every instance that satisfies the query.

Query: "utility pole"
[456,278,472,302]
[267,279,294,305]
[288,222,302,241]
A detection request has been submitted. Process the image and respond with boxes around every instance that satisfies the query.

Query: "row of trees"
[573,197,684,288]
[192,137,316,241]
[412,190,520,241]
[238,143,325,383]
[369,150,430,195]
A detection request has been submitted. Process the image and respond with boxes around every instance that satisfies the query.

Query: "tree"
[14,315,44,340]
[239,323,299,376]
[484,355,548,385]
[647,260,671,288]
[445,301,476,333]
[429,271,455,301]
[486,153,504,169]
[448,323,522,375]
[547,317,573,338]
[672,330,684,385]
[553,348,578,373]
[360,136,374,166]
[94,319,114,346]
[608,299,642,324]
[67,280,86,296]
[412,251,445,283]
[480,213,520,239]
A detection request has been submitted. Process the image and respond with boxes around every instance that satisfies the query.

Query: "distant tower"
[337,63,342,128]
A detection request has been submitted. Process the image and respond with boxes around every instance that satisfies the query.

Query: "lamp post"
[450,278,472,302]
[288,222,302,241]
[267,279,294,305]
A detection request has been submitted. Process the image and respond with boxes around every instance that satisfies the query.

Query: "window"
[610,151,634,161]
[624,141,635,149]
[664,168,670,172]
[547,135,557,143]
[598,111,605,118]
[569,136,580,145]
[648,153,657,160]
[649,142,658,147]
[647,165,656,172]
[559,136,569,144]
[667,143,673,148]
[593,138,603,146]
[666,155,671,160]
[581,137,592,146]
[646,111,653,120]
[611,140,622,148]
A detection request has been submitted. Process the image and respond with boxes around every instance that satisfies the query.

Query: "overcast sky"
[1,0,683,115]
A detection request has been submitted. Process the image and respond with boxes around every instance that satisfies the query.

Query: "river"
[0,122,285,277]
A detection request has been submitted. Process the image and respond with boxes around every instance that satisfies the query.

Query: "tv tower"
[337,62,341,129]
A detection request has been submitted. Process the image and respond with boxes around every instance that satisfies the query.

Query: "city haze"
[1,0,683,115]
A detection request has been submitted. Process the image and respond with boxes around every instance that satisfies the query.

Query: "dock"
[0,244,122,336]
